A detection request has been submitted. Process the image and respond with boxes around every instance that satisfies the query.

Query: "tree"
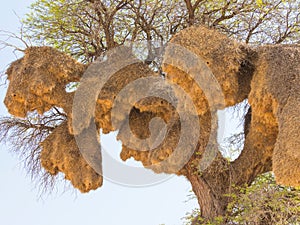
[23,0,300,62]
[1,0,300,222]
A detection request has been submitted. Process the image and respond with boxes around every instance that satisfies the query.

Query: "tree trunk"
[186,172,225,219]
[184,153,231,221]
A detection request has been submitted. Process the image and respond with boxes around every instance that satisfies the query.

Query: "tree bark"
[185,169,225,219]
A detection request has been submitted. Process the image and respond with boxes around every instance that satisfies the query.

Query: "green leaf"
[256,0,264,7]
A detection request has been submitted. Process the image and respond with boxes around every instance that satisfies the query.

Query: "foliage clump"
[185,173,300,225]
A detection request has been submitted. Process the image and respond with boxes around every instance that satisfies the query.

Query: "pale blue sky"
[0,2,199,225]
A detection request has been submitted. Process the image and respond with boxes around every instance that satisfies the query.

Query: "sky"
[0,2,199,225]
[0,2,243,225]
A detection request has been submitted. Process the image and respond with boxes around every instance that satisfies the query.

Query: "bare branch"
[0,109,66,194]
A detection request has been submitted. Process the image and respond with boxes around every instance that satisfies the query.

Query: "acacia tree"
[1,0,300,223]
[22,0,300,62]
